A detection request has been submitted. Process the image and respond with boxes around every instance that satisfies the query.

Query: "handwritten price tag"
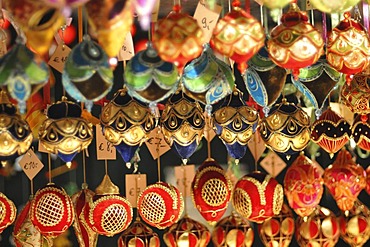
[260,151,286,177]
[19,149,44,180]
[193,1,222,43]
[126,174,147,207]
[174,165,195,197]
[95,125,116,160]
[247,132,266,162]
[118,32,135,61]
[48,44,71,73]
[145,128,171,160]
[306,0,315,10]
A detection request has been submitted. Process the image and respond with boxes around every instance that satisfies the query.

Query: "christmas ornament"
[39,97,93,165]
[211,212,254,247]
[124,43,179,104]
[213,89,259,161]
[161,90,205,161]
[117,218,160,247]
[284,154,324,217]
[84,175,133,236]
[258,0,292,9]
[152,5,204,72]
[311,107,351,158]
[267,3,324,79]
[100,88,155,164]
[0,91,33,161]
[137,182,184,229]
[352,113,370,151]
[323,149,366,211]
[210,0,265,74]
[42,0,89,8]
[86,0,134,58]
[232,172,284,223]
[62,35,113,110]
[327,12,370,84]
[191,159,233,225]
[0,192,16,234]
[30,184,74,238]
[258,204,295,247]
[295,206,340,247]
[25,93,48,140]
[163,216,211,247]
[310,0,360,14]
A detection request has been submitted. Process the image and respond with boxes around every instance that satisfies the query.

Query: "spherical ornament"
[161,90,205,160]
[257,0,291,9]
[295,206,340,247]
[163,216,211,247]
[152,5,204,73]
[100,88,155,164]
[323,149,366,211]
[284,154,323,217]
[352,114,370,151]
[0,192,16,234]
[118,219,160,247]
[39,97,93,165]
[84,175,133,236]
[267,3,324,79]
[258,204,295,247]
[311,107,351,158]
[191,159,233,225]
[213,89,259,160]
[124,43,179,104]
[309,0,360,14]
[211,212,254,247]
[232,172,284,223]
[210,1,265,74]
[137,182,184,229]
[339,200,370,247]
[30,184,74,238]
[259,99,311,159]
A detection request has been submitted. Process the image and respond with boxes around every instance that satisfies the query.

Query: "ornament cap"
[95,174,119,195]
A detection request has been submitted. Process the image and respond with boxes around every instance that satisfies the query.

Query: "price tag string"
[82,149,87,188]
[156,126,161,182]
[105,159,109,176]
[206,113,212,160]
[47,153,52,184]
[182,165,188,215]
[254,134,258,171]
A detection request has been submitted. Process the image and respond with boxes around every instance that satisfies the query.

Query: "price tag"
[48,44,71,73]
[145,128,171,160]
[118,32,135,61]
[125,174,147,207]
[329,102,354,125]
[306,0,315,10]
[38,141,50,153]
[260,151,286,177]
[193,1,222,43]
[174,165,195,197]
[204,113,216,142]
[151,0,161,22]
[254,0,264,5]
[96,125,116,160]
[248,132,266,162]
[19,149,44,180]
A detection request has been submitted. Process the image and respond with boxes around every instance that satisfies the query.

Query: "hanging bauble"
[259,99,311,159]
[339,200,370,247]
[152,5,204,73]
[323,149,366,211]
[0,91,33,161]
[258,204,295,247]
[327,12,370,84]
[309,0,360,14]
[232,172,284,223]
[257,0,291,9]
[213,89,259,160]
[283,154,324,217]
[84,175,133,236]
[30,184,74,238]
[71,187,98,247]
[210,0,265,74]
[137,182,184,229]
[42,0,89,8]
[100,88,155,164]
[39,97,93,165]
[62,35,113,110]
[0,44,49,113]
[352,114,370,151]
[267,3,324,79]
[161,90,205,160]
[191,159,233,225]
[163,216,211,247]
[117,218,160,247]
[124,43,179,104]
[295,206,340,247]
[311,107,351,158]
[182,44,234,105]
[0,192,16,234]
[85,0,134,58]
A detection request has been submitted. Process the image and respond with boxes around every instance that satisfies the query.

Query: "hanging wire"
[78,6,84,43]
[48,153,52,184]
[105,159,108,175]
[182,165,188,215]
[82,149,87,187]
[155,126,161,181]
[30,179,34,196]
[206,114,212,159]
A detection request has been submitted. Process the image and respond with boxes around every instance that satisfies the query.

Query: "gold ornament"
[118,218,160,247]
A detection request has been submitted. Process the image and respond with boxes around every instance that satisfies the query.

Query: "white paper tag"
[19,149,44,180]
[126,174,147,207]
[96,125,116,160]
[118,32,135,61]
[193,1,222,43]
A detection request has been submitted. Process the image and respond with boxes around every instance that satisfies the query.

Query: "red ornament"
[323,150,367,211]
[137,182,184,229]
[191,159,233,225]
[0,192,16,234]
[311,107,351,158]
[232,172,284,223]
[118,219,160,247]
[352,113,370,151]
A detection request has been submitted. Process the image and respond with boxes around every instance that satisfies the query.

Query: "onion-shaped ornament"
[137,182,184,229]
[118,218,160,247]
[295,206,340,247]
[39,97,93,165]
[232,172,284,223]
[213,89,259,161]
[163,216,211,247]
[267,3,324,79]
[0,192,16,234]
[100,88,155,164]
[352,114,370,151]
[323,149,366,211]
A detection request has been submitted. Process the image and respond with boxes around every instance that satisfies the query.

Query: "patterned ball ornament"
[117,219,160,247]
[232,172,284,223]
[309,0,360,14]
[352,113,370,151]
[0,192,16,234]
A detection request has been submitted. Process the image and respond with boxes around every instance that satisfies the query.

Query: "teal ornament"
[63,35,113,111]
[0,44,49,113]
[182,45,234,105]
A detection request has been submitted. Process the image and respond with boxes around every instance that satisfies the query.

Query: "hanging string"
[254,134,258,171]
[78,6,84,43]
[322,12,327,45]
[135,175,140,219]
[82,149,87,186]
[48,153,52,184]
[105,159,108,175]
[156,126,161,181]
[30,179,34,196]
[206,114,212,159]
[183,165,188,215]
